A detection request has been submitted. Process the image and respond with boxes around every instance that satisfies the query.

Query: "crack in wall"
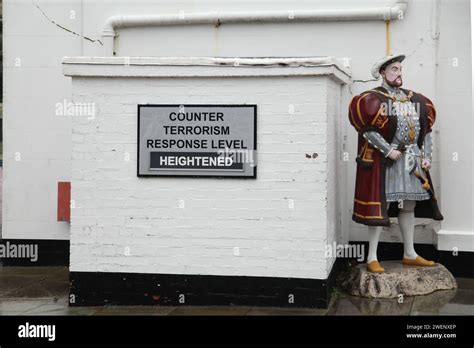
[32,0,103,46]
[349,78,379,94]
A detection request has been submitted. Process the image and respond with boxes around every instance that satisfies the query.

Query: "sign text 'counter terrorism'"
[138,105,256,177]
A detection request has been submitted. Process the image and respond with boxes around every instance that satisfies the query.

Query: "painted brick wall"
[325,78,342,274]
[69,73,342,279]
[5,1,472,252]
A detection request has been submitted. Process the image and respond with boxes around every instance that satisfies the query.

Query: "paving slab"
[328,293,414,316]
[410,289,474,315]
[246,306,326,316]
[0,299,51,315]
[169,305,251,316]
[95,305,177,316]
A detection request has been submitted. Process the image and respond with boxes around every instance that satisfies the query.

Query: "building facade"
[2,0,473,306]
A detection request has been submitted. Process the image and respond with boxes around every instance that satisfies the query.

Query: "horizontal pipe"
[102,2,408,55]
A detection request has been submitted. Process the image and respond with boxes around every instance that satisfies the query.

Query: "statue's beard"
[385,75,403,87]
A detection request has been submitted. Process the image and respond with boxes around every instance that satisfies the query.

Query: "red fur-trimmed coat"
[348,86,443,226]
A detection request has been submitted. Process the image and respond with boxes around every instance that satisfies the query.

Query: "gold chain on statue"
[406,114,416,143]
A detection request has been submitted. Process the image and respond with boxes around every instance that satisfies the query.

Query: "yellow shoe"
[367,260,385,273]
[402,255,435,267]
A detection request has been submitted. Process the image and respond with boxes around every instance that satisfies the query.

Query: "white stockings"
[367,200,418,262]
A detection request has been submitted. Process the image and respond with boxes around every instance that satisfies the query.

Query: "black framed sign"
[137,104,257,178]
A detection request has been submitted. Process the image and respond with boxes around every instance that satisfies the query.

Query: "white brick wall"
[67,59,349,279]
[325,79,342,275]
[5,1,472,253]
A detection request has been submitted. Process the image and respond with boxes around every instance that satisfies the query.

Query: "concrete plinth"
[341,261,457,298]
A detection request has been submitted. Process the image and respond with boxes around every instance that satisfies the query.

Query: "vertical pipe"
[103,34,115,56]
[385,20,391,55]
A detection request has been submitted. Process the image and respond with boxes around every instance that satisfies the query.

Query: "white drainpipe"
[102,1,408,56]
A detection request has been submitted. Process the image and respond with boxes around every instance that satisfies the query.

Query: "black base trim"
[0,239,69,266]
[349,241,474,278]
[70,259,344,308]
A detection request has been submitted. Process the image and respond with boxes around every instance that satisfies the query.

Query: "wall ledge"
[436,229,474,252]
[62,56,351,83]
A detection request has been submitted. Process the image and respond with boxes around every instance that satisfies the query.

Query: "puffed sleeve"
[348,92,387,134]
[421,95,436,133]
[420,95,436,161]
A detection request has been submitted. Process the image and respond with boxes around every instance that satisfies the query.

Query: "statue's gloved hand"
[388,149,402,161]
[422,159,431,170]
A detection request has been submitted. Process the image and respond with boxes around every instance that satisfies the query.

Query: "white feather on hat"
[371,54,406,79]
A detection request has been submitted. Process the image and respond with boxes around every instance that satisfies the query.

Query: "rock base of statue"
[341,261,457,298]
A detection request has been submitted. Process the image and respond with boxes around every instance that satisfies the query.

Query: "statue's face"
[381,61,403,87]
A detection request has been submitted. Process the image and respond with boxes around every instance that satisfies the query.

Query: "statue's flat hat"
[371,54,405,79]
